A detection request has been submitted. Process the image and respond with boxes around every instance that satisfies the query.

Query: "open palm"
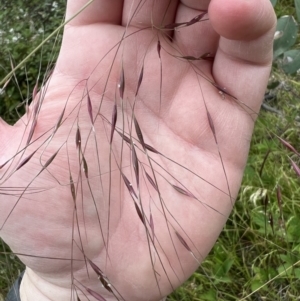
[0,0,276,300]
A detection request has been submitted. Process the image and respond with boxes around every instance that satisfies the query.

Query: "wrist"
[20,268,71,301]
[19,268,169,301]
[19,268,119,301]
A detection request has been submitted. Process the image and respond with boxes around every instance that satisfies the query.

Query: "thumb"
[209,0,276,42]
[208,0,276,115]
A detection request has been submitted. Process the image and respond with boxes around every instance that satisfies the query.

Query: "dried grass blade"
[145,172,158,192]
[99,276,113,294]
[269,212,274,235]
[42,149,59,169]
[82,155,88,178]
[53,108,65,133]
[76,127,81,150]
[277,185,283,215]
[88,258,112,294]
[163,21,187,30]
[86,288,107,301]
[290,158,300,178]
[2,77,11,91]
[33,95,41,116]
[263,193,269,236]
[277,136,300,156]
[0,160,9,169]
[263,193,269,211]
[88,259,119,295]
[132,144,139,188]
[172,185,195,198]
[150,212,154,239]
[26,119,37,145]
[32,81,38,101]
[259,149,271,177]
[110,104,117,144]
[87,258,103,276]
[45,67,54,82]
[134,201,145,225]
[145,143,160,154]
[118,66,125,100]
[175,231,192,253]
[116,130,131,144]
[16,150,37,171]
[25,103,30,117]
[89,261,124,299]
[163,12,206,30]
[134,117,145,150]
[157,40,161,59]
[121,133,131,144]
[121,173,138,200]
[87,93,94,125]
[135,66,144,96]
[182,55,201,61]
[70,174,76,203]
[207,111,216,138]
[186,12,207,26]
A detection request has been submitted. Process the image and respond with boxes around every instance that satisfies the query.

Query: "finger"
[122,0,178,29]
[209,0,276,113]
[65,0,124,26]
[173,1,219,63]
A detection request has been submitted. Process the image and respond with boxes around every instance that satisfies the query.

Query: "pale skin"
[0,0,276,301]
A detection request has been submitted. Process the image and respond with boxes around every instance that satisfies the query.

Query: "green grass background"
[1,0,300,300]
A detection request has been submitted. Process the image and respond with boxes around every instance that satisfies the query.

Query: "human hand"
[0,0,276,300]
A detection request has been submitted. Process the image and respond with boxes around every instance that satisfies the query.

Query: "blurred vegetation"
[1,0,300,300]
[0,0,65,124]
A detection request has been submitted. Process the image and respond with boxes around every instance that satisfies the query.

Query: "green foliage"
[273,16,298,59]
[272,0,300,74]
[0,0,66,124]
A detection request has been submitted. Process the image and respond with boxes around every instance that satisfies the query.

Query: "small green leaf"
[201,289,217,301]
[251,211,273,235]
[273,16,298,59]
[215,258,234,277]
[251,280,264,292]
[294,268,300,278]
[270,0,277,7]
[281,49,300,74]
[277,263,293,276]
